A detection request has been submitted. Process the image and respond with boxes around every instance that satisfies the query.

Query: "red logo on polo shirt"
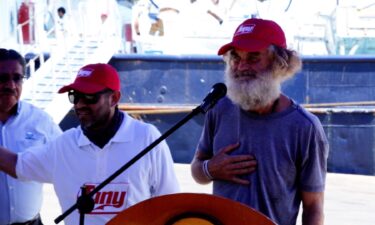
[81,183,129,214]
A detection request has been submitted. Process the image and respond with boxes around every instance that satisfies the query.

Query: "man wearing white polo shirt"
[0,63,180,225]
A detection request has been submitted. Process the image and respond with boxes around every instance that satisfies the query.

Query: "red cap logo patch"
[235,24,256,36]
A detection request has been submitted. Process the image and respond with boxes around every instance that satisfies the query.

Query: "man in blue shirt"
[191,19,328,225]
[0,49,62,225]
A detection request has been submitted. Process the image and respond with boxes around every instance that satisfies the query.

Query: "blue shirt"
[0,101,62,224]
[198,97,329,225]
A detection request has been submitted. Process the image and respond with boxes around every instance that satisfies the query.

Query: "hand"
[208,143,257,185]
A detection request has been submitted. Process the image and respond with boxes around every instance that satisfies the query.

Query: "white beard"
[225,67,282,111]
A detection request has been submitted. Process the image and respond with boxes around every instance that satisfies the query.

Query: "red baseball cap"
[58,63,120,94]
[218,18,287,55]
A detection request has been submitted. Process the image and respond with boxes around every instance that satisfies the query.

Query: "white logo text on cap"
[77,69,94,77]
[235,24,255,36]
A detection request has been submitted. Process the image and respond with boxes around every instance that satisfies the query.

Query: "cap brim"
[106,193,276,225]
[218,39,270,55]
[58,81,106,94]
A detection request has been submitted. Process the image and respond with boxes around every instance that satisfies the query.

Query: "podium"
[106,193,276,225]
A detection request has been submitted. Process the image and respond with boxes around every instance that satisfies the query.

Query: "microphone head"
[211,82,227,99]
[200,83,227,113]
[204,83,227,102]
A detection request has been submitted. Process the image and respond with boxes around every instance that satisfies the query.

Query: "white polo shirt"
[0,101,62,224]
[16,112,180,225]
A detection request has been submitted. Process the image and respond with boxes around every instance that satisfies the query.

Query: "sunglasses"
[0,74,25,84]
[68,89,112,105]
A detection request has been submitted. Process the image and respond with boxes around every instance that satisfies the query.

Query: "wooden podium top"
[106,193,276,225]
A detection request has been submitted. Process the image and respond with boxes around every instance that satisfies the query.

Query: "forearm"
[0,146,18,178]
[302,209,324,225]
[191,158,212,184]
[301,191,325,225]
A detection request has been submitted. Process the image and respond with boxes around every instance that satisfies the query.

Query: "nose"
[237,59,253,71]
[1,78,18,88]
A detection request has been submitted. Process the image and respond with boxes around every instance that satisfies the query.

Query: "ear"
[110,91,121,107]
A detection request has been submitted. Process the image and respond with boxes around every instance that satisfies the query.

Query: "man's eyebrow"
[247,52,261,57]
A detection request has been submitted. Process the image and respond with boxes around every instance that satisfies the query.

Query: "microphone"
[199,83,227,113]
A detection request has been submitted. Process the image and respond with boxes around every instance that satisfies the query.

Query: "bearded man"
[191,18,329,225]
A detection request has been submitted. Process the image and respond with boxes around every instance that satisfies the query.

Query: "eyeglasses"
[68,89,112,105]
[0,74,25,84]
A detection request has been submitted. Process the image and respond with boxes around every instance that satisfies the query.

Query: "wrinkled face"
[225,48,282,111]
[0,60,24,115]
[70,89,118,130]
[227,48,271,81]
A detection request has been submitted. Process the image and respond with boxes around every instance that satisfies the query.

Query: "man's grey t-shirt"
[198,97,329,225]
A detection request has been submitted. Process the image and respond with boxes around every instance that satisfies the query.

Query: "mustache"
[74,107,92,113]
[233,70,258,79]
[0,88,17,95]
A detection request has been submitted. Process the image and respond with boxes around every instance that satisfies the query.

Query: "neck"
[0,114,9,123]
[0,104,18,123]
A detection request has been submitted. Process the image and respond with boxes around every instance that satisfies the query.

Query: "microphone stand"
[54,106,205,224]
